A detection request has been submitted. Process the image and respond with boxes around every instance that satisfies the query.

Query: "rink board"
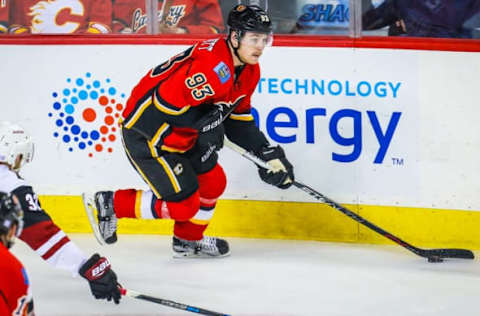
[40,195,480,249]
[1,38,479,248]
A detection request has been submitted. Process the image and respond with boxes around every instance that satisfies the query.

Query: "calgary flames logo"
[236,5,246,12]
[29,0,85,33]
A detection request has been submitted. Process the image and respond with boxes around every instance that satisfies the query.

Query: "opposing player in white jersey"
[0,121,122,304]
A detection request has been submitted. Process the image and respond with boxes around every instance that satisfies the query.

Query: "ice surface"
[10,234,480,316]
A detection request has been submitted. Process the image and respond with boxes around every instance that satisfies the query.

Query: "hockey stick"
[120,288,230,316]
[224,138,474,262]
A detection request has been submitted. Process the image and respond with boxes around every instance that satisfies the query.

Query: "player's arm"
[181,0,225,34]
[362,0,399,31]
[224,101,294,190]
[13,185,121,304]
[13,185,88,274]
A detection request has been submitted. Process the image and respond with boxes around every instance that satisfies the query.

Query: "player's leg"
[86,126,199,244]
[172,163,229,257]
[111,164,229,257]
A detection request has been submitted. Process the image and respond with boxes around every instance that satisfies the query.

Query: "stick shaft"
[224,138,474,260]
[121,289,230,316]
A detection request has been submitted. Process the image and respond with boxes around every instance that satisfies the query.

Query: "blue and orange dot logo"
[49,73,126,157]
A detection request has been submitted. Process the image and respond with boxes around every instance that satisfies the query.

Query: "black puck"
[427,257,444,263]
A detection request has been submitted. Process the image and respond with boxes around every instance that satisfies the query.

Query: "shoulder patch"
[213,61,231,84]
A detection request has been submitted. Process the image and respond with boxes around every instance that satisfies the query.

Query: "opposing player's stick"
[120,288,230,316]
[224,138,474,262]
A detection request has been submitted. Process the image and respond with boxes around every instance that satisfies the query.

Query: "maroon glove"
[79,254,121,304]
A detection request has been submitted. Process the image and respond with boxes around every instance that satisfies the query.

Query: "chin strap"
[226,32,247,66]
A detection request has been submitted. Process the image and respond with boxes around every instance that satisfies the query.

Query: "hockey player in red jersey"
[8,0,112,34]
[83,4,294,258]
[0,192,35,316]
[0,121,122,304]
[112,0,224,34]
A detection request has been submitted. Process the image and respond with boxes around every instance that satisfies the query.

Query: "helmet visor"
[240,31,273,48]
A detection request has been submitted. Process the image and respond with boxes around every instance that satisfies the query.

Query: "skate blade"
[172,251,231,259]
[81,193,106,246]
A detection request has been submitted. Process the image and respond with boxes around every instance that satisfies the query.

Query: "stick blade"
[422,248,474,259]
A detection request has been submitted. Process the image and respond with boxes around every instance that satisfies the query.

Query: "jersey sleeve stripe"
[34,230,66,256]
[41,236,70,260]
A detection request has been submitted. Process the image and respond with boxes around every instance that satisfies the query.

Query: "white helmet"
[0,121,34,171]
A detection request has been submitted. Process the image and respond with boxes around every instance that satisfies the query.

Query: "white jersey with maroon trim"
[0,165,86,276]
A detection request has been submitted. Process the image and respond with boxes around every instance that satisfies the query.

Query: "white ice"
[11,235,480,316]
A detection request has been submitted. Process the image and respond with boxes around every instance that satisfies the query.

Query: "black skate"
[82,191,117,245]
[172,236,230,258]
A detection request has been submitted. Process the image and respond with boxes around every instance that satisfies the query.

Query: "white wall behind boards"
[1,43,479,211]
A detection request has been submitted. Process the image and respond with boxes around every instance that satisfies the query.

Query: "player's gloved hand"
[256,145,294,189]
[196,123,225,150]
[194,108,223,134]
[79,254,121,304]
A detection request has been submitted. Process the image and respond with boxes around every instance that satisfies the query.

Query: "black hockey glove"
[194,107,225,151]
[79,254,121,304]
[194,108,223,134]
[256,145,294,189]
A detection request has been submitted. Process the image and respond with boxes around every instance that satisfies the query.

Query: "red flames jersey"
[8,0,112,34]
[113,0,224,34]
[0,0,8,33]
[122,37,259,152]
[0,165,86,276]
[0,243,34,316]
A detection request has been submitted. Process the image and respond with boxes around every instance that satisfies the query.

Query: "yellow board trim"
[38,195,480,249]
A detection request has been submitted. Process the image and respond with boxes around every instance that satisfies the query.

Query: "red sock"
[174,221,208,241]
[113,189,137,218]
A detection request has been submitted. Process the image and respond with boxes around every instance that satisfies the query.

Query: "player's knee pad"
[197,163,226,200]
[161,190,200,221]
